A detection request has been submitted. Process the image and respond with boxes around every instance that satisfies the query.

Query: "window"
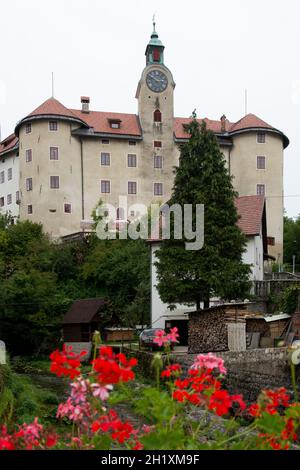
[111,122,120,129]
[50,147,59,161]
[154,141,162,148]
[101,152,110,166]
[127,154,137,167]
[129,140,136,146]
[7,194,12,205]
[25,123,32,134]
[49,121,58,131]
[257,132,266,144]
[101,180,110,193]
[50,176,59,189]
[26,149,32,162]
[154,183,163,196]
[16,191,20,203]
[102,139,110,145]
[154,109,162,123]
[26,178,33,191]
[128,181,137,195]
[257,156,266,169]
[7,168,12,180]
[27,205,33,215]
[257,184,265,195]
[64,203,72,214]
[267,236,275,246]
[0,197,4,207]
[0,171,5,184]
[153,49,161,62]
[154,155,163,168]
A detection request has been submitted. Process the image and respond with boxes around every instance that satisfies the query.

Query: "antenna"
[245,88,248,116]
[51,72,54,98]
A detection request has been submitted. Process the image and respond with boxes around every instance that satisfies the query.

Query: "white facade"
[150,232,265,330]
[0,152,20,219]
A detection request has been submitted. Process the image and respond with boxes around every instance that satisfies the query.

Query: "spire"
[145,18,165,66]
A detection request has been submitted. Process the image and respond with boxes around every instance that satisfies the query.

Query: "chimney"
[220,114,227,133]
[81,96,90,113]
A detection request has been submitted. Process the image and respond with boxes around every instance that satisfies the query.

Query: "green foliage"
[0,213,150,355]
[284,215,300,270]
[279,285,300,314]
[155,117,251,308]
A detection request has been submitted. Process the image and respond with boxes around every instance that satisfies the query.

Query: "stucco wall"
[0,151,20,218]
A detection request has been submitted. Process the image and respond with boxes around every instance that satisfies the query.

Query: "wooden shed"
[63,298,107,343]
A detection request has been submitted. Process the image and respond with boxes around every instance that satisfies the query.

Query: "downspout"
[80,138,85,221]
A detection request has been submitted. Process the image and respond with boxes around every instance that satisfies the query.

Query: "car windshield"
[143,330,159,336]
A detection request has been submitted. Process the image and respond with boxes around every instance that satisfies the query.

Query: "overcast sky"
[1,0,299,217]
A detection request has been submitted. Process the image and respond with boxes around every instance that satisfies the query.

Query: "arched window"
[153,49,160,62]
[154,109,162,123]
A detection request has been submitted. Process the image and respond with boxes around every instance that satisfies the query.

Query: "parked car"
[139,328,174,351]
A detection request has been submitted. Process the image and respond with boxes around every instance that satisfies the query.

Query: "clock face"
[146,70,168,93]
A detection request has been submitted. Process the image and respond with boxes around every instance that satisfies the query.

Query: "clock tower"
[136,22,176,204]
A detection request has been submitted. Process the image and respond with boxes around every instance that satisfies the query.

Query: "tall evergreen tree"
[155,115,251,310]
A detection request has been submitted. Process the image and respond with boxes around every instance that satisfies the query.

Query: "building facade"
[0,23,289,260]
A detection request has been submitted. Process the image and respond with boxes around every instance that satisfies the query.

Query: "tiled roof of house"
[28,97,80,120]
[63,298,107,324]
[148,195,265,243]
[229,113,273,132]
[0,134,19,156]
[174,116,233,137]
[71,109,141,136]
[235,195,265,236]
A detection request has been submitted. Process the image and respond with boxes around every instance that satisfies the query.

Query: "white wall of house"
[0,152,20,219]
[242,233,264,281]
[150,233,264,328]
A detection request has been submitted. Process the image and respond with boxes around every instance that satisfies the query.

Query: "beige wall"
[230,132,284,261]
[19,120,82,237]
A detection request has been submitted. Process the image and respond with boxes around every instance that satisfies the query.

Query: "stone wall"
[125,347,300,402]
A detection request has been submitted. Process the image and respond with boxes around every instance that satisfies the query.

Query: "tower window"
[26,177,33,191]
[26,149,32,162]
[154,183,163,196]
[50,147,59,160]
[101,153,110,166]
[128,181,137,195]
[25,123,32,134]
[49,121,58,131]
[257,184,265,195]
[27,205,33,215]
[154,109,162,123]
[257,156,266,169]
[153,49,160,62]
[0,197,4,207]
[257,132,266,144]
[127,154,137,167]
[154,155,163,169]
[129,140,136,146]
[101,180,110,194]
[154,141,162,148]
[64,203,72,214]
[50,176,60,189]
[102,139,110,145]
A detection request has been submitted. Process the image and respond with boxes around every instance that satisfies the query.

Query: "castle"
[0,23,289,262]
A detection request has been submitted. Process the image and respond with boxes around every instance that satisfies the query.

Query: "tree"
[155,115,251,310]
[283,215,300,271]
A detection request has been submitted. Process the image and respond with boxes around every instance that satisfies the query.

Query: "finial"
[152,13,156,33]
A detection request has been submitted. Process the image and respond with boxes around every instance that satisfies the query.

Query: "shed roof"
[63,298,107,324]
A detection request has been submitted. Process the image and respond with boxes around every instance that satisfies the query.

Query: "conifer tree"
[155,114,251,310]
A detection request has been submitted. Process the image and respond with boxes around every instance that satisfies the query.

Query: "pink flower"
[153,330,170,347]
[167,327,179,344]
[191,353,227,375]
[22,418,43,439]
[91,383,113,401]
[70,377,89,403]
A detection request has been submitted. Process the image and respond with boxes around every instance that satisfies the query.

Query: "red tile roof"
[235,195,265,236]
[71,109,141,136]
[229,113,273,132]
[0,134,18,156]
[174,117,233,138]
[28,97,81,120]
